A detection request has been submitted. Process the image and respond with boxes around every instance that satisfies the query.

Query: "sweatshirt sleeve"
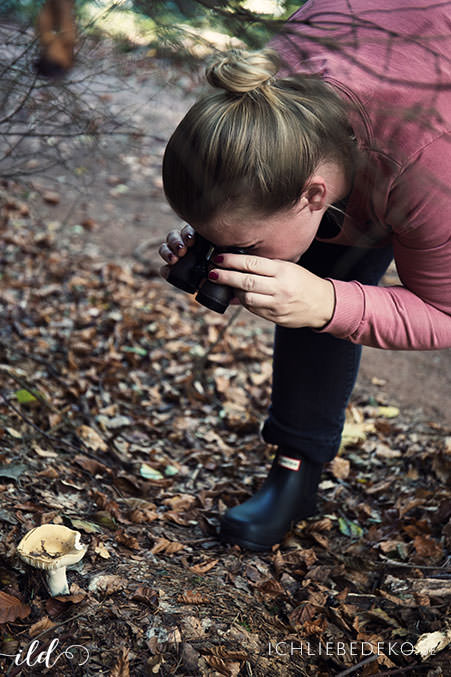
[315,141,451,350]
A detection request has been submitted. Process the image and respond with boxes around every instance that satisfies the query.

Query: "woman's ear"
[305,178,327,212]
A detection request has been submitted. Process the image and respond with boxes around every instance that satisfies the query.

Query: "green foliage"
[0,0,36,22]
[0,0,306,59]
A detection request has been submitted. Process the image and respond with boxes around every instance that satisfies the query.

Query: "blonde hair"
[163,48,357,225]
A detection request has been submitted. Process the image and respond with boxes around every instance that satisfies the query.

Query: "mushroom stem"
[46,566,69,596]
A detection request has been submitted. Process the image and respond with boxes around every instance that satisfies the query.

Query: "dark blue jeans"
[261,235,394,464]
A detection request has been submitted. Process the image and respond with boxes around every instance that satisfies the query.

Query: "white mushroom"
[17,524,87,596]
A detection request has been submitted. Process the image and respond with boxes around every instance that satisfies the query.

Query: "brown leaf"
[309,532,329,549]
[289,547,318,568]
[178,590,210,604]
[94,542,111,559]
[28,615,56,637]
[0,591,31,623]
[375,443,401,459]
[330,457,350,479]
[110,647,130,677]
[150,538,185,555]
[81,218,96,231]
[74,454,112,476]
[128,508,158,524]
[163,510,193,526]
[189,558,219,574]
[379,589,416,607]
[88,574,126,595]
[272,549,285,575]
[115,529,140,551]
[46,597,69,617]
[289,603,321,630]
[91,489,122,519]
[210,646,248,661]
[163,494,197,511]
[78,425,108,452]
[131,586,159,607]
[204,654,237,677]
[255,577,285,598]
[413,534,444,564]
[311,517,333,532]
[36,467,59,479]
[42,191,60,205]
[53,590,87,604]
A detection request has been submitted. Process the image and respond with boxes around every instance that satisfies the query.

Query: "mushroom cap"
[17,524,87,571]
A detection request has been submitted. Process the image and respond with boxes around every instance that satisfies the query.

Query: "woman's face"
[193,199,324,263]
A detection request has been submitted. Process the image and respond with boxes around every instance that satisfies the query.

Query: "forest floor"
[0,39,450,677]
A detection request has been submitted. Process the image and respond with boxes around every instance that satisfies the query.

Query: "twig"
[0,366,56,411]
[0,389,113,467]
[32,603,105,642]
[376,554,450,571]
[335,654,379,676]
[0,390,56,441]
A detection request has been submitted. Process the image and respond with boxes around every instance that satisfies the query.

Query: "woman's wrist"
[310,278,336,329]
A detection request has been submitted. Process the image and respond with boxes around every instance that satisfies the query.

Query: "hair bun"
[206,48,280,94]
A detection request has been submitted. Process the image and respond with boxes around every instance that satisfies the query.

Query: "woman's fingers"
[159,225,196,264]
[234,289,275,308]
[181,224,196,247]
[209,268,276,296]
[213,253,279,276]
[159,242,178,264]
[167,229,188,256]
[208,254,280,296]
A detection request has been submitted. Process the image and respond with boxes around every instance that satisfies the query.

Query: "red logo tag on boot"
[278,455,301,471]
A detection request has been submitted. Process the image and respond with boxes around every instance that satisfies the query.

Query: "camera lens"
[195,280,234,314]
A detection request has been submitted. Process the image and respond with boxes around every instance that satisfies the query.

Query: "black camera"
[166,232,249,314]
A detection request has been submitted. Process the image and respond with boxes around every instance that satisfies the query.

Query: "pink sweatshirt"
[271,0,451,350]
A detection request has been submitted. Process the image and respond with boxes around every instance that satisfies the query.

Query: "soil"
[26,55,450,428]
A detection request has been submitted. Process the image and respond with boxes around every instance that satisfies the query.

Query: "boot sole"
[219,505,317,552]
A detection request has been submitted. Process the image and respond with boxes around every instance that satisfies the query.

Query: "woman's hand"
[159,224,196,278]
[208,253,336,329]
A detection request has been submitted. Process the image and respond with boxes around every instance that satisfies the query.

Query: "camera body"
[166,232,249,314]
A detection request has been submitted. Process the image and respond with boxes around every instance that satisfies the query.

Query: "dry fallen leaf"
[42,190,60,205]
[110,646,130,677]
[413,534,444,564]
[330,456,351,479]
[88,574,126,595]
[150,538,185,555]
[28,615,56,637]
[94,542,111,559]
[0,591,31,624]
[115,529,140,550]
[414,629,451,659]
[178,590,210,604]
[189,558,219,574]
[77,425,108,452]
[131,586,159,607]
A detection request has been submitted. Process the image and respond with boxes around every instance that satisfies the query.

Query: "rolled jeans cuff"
[261,415,342,464]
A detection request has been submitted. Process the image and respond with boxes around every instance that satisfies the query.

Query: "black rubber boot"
[219,451,323,551]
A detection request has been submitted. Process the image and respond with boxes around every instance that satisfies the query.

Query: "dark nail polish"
[177,243,184,250]
[213,255,224,263]
[208,270,219,280]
